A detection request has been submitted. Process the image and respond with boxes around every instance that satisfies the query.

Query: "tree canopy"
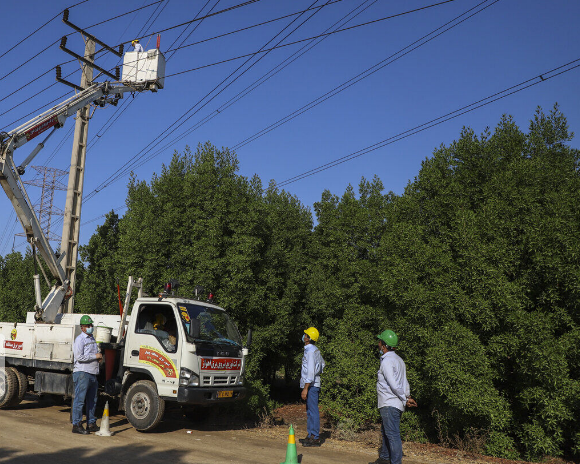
[1,107,578,460]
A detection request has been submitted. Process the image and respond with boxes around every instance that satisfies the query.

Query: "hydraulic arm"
[0,81,154,322]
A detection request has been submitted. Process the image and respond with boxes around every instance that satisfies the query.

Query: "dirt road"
[0,396,392,464]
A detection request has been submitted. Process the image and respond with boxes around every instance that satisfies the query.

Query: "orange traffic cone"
[95,401,112,436]
[280,424,299,464]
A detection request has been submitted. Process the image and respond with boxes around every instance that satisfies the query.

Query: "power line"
[274,58,580,188]
[0,0,164,83]
[162,0,380,148]
[231,0,499,151]
[115,0,479,170]
[164,0,462,79]
[83,0,332,201]
[0,0,90,61]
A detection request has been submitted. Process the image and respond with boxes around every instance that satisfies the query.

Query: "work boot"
[86,423,100,433]
[298,435,311,444]
[368,458,390,464]
[72,424,89,435]
[301,437,321,447]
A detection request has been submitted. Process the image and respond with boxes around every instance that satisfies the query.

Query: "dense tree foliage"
[1,107,578,460]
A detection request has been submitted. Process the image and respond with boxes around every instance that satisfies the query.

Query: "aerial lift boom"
[0,64,163,322]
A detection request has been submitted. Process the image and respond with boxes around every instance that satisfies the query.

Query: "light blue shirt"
[300,344,325,388]
[73,331,100,375]
[377,350,410,411]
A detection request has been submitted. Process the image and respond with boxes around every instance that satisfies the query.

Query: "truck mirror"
[246,329,252,348]
[189,319,200,339]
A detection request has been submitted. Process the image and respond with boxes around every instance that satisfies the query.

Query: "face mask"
[86,327,94,335]
[302,334,306,343]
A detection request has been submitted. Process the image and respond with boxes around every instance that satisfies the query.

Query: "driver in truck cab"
[72,315,102,435]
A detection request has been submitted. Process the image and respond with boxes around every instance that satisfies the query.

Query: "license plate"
[217,390,233,398]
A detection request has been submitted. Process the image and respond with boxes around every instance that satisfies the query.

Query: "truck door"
[125,303,180,397]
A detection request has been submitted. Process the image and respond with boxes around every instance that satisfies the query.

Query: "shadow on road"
[0,444,190,464]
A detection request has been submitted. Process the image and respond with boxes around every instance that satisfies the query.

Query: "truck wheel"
[7,367,28,407]
[0,368,18,408]
[124,380,165,432]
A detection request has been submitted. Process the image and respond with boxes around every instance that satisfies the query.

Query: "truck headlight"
[180,367,200,387]
[237,374,244,386]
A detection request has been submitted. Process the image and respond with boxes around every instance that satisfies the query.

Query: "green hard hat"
[80,315,93,325]
[377,329,398,347]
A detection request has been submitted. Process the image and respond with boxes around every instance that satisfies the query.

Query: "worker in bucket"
[299,327,325,447]
[370,330,417,464]
[72,315,102,435]
[132,39,144,52]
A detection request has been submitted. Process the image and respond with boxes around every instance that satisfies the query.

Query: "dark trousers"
[72,371,98,426]
[306,386,321,439]
[379,406,403,464]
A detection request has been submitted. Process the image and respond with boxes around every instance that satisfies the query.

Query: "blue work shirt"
[73,331,100,375]
[300,344,325,388]
[377,350,410,411]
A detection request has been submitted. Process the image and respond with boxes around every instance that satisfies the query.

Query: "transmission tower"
[16,166,68,246]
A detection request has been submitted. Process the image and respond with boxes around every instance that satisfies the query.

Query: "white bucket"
[95,325,113,344]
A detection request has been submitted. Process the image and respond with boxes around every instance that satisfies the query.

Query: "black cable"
[164,0,461,78]
[122,0,470,163]
[232,0,498,151]
[83,0,330,200]
[86,0,164,30]
[274,58,580,188]
[0,0,163,83]
[118,0,264,47]
[167,0,379,144]
[162,0,345,51]
[0,91,71,132]
[84,0,185,154]
[166,0,218,61]
[0,0,90,61]
[0,68,54,104]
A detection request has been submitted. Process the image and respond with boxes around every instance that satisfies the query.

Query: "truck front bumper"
[177,386,247,405]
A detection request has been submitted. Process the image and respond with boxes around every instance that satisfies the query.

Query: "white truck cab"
[0,280,249,432]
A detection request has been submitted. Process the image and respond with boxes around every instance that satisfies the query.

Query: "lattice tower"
[16,166,69,245]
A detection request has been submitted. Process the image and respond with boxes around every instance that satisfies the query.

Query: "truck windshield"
[177,303,242,346]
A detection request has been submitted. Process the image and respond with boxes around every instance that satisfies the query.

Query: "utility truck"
[0,32,249,431]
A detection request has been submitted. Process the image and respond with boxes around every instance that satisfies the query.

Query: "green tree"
[76,211,121,315]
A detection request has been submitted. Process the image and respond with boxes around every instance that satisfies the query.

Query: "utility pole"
[60,37,94,314]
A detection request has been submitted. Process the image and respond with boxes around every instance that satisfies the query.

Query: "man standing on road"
[371,329,417,464]
[72,315,102,435]
[299,327,325,448]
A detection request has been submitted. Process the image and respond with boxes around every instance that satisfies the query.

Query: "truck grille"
[201,374,238,386]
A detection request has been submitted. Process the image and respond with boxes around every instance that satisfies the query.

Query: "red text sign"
[139,346,177,378]
[25,116,59,141]
[4,340,23,350]
[201,358,241,371]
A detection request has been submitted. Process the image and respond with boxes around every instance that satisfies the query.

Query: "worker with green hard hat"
[370,329,417,464]
[72,314,102,435]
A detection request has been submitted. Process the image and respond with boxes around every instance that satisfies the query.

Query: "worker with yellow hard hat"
[299,326,325,447]
[131,39,144,52]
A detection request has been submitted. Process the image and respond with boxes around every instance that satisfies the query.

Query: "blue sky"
[1,0,579,257]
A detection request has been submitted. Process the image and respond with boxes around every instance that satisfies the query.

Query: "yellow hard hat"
[131,39,139,45]
[304,327,319,342]
[154,313,166,330]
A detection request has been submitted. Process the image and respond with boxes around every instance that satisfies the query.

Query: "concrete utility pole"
[60,37,94,314]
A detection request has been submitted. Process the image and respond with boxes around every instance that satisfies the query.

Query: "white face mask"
[302,334,306,343]
[86,327,94,335]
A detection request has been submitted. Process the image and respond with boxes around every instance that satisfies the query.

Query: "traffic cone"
[280,424,299,464]
[95,401,112,436]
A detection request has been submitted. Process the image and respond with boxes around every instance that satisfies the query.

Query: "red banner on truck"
[139,346,177,378]
[4,340,23,350]
[201,358,241,371]
[25,115,59,141]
